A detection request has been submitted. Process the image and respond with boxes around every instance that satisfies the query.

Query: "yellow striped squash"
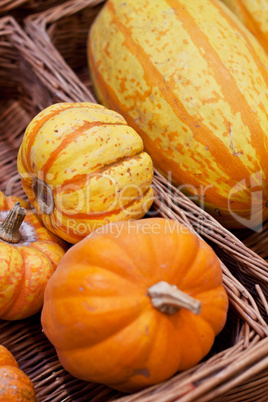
[221,0,268,54]
[17,102,154,244]
[88,0,268,229]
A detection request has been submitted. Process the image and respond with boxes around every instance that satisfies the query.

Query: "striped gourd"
[221,0,268,54]
[88,0,268,229]
[17,102,154,244]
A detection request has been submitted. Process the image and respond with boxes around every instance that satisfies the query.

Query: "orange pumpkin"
[0,191,66,320]
[41,218,228,392]
[0,345,36,401]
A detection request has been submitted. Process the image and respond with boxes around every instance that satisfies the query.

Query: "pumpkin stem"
[147,281,201,316]
[0,202,26,243]
[32,178,54,215]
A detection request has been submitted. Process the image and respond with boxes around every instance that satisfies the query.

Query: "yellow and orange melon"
[88,0,268,229]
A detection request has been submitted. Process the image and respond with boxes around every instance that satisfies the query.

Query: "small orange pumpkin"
[0,345,36,401]
[0,191,66,320]
[41,218,228,392]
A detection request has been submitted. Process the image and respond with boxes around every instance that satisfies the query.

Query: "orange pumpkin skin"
[41,218,228,392]
[0,345,36,401]
[0,191,66,321]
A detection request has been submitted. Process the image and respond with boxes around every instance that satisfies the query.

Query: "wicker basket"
[0,0,70,18]
[0,2,268,400]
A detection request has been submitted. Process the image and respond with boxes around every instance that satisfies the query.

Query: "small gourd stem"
[0,202,26,244]
[147,281,201,316]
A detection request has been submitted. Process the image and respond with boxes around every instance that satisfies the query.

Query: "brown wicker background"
[0,0,70,22]
[0,1,268,401]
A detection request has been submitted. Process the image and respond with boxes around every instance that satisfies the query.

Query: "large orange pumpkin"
[88,0,268,229]
[0,345,36,401]
[17,102,154,244]
[0,191,66,320]
[41,218,228,393]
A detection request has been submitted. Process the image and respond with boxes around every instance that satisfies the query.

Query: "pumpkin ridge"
[24,102,109,167]
[137,219,202,287]
[53,186,152,221]
[174,311,215,370]
[74,235,144,278]
[30,242,56,269]
[25,104,79,171]
[52,262,141,290]
[181,278,225,299]
[105,1,254,181]
[75,264,141,285]
[4,247,54,320]
[24,211,43,229]
[93,221,160,281]
[0,249,26,320]
[48,185,152,243]
[41,121,103,176]
[41,121,134,178]
[106,311,182,391]
[46,211,74,241]
[44,209,59,231]
[47,298,147,351]
[168,241,203,287]
[107,312,161,387]
[174,250,223,296]
[0,246,21,317]
[42,206,86,244]
[57,151,144,188]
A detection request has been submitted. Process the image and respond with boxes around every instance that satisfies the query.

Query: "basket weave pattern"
[0,0,69,15]
[0,2,268,401]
